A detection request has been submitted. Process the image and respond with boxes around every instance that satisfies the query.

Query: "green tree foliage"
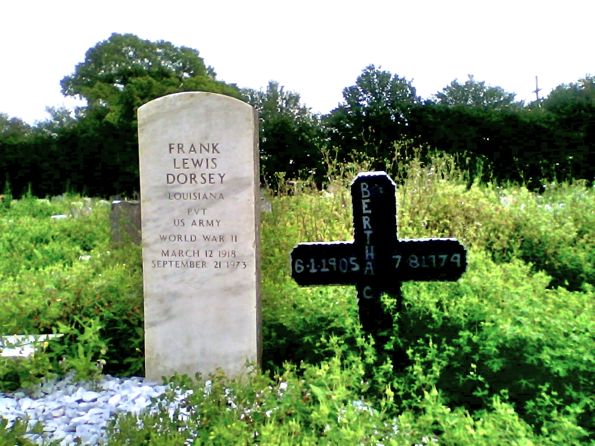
[434,75,521,109]
[0,114,46,196]
[1,45,593,198]
[243,81,323,187]
[0,114,32,194]
[409,74,593,185]
[325,65,419,167]
[58,33,241,196]
[0,114,31,142]
[1,34,242,197]
[542,75,594,115]
[409,104,566,184]
[61,33,240,126]
[539,75,594,178]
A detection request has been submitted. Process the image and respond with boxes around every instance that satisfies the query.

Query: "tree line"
[0,33,592,198]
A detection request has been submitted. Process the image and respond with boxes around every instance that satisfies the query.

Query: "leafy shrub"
[395,251,593,435]
[258,160,593,440]
[0,157,592,444]
[503,182,594,290]
[108,350,413,445]
[260,186,360,369]
[0,418,39,446]
[0,196,144,390]
[396,155,594,290]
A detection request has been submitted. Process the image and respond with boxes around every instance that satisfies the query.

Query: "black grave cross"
[290,172,467,343]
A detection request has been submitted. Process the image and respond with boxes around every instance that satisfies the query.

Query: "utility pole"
[533,75,542,102]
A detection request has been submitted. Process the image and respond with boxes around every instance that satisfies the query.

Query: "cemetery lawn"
[0,159,593,445]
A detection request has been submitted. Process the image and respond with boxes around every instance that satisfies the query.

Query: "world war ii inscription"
[138,92,260,381]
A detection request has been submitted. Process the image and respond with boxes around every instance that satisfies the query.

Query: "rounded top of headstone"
[138,92,253,118]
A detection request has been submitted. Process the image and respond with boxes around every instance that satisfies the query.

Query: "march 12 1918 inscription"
[138,92,261,381]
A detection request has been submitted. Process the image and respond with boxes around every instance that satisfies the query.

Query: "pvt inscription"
[138,92,260,381]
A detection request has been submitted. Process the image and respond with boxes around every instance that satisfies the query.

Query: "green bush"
[395,156,594,290]
[0,196,144,389]
[0,157,592,444]
[107,351,408,445]
[395,251,593,434]
[504,182,594,290]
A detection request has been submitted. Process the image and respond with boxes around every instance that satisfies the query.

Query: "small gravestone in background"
[110,200,141,245]
[291,171,466,346]
[138,92,261,381]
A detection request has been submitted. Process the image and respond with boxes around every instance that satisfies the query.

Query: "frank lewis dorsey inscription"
[138,92,260,381]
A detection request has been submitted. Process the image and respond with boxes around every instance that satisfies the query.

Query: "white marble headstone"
[138,92,260,381]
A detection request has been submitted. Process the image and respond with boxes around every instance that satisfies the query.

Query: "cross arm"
[392,238,467,281]
[291,238,467,287]
[290,242,358,286]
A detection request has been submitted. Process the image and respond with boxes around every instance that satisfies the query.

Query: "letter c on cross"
[362,285,374,299]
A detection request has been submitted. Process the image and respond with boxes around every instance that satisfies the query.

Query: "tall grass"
[0,155,593,444]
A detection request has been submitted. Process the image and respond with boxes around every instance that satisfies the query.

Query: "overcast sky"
[1,0,593,124]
